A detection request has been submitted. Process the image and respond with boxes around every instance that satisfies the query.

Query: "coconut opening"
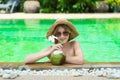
[53,50,63,55]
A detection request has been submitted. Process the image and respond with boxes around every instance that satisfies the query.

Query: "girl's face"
[55,26,70,44]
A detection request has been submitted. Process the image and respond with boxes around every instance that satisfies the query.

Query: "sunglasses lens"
[55,32,61,37]
[55,31,69,37]
[63,32,69,36]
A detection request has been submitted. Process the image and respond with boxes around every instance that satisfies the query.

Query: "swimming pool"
[0,19,120,62]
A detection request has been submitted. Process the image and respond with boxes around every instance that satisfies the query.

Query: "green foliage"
[105,0,120,12]
[1,0,98,13]
[1,0,7,3]
[20,0,25,12]
[39,0,97,13]
[105,0,120,6]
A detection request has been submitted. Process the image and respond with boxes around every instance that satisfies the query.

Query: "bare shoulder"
[70,40,80,45]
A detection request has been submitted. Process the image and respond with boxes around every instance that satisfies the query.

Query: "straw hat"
[46,19,79,41]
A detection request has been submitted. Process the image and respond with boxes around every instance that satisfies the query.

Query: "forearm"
[66,56,84,65]
[24,48,53,64]
[24,43,63,64]
[24,53,46,64]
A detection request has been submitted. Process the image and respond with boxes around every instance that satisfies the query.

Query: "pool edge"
[0,13,120,19]
[0,62,120,69]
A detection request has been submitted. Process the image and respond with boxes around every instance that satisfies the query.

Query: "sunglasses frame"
[55,31,70,37]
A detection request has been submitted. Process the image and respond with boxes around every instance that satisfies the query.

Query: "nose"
[59,33,64,38]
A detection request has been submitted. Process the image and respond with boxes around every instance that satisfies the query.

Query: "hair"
[53,24,71,44]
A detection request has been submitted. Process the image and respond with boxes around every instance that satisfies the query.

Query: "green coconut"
[50,50,66,65]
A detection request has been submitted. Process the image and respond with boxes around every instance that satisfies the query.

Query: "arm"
[66,41,84,64]
[24,47,52,64]
[24,43,62,64]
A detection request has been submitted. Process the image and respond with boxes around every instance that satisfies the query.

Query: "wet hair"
[53,24,71,44]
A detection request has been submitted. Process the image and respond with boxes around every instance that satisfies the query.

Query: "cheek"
[65,36,69,41]
[57,35,69,41]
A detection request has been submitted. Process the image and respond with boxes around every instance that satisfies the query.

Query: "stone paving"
[0,75,120,80]
[0,62,120,80]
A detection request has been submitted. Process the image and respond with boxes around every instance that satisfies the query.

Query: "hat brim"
[46,19,79,41]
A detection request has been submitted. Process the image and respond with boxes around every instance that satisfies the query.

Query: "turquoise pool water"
[0,19,120,62]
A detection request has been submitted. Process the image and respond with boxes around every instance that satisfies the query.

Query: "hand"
[51,43,62,51]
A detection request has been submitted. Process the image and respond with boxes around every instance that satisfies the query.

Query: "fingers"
[52,44,62,50]
[55,44,62,49]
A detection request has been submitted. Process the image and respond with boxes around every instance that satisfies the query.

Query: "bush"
[1,0,97,13]
[39,0,97,13]
[105,0,120,12]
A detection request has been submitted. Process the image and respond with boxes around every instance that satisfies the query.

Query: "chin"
[62,41,68,44]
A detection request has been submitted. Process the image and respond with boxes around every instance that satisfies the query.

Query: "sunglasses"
[55,31,70,37]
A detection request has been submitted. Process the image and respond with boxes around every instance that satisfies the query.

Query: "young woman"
[24,19,84,65]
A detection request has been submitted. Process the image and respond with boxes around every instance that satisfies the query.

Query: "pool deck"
[0,62,120,69]
[0,13,120,19]
[0,62,120,80]
[0,75,119,80]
